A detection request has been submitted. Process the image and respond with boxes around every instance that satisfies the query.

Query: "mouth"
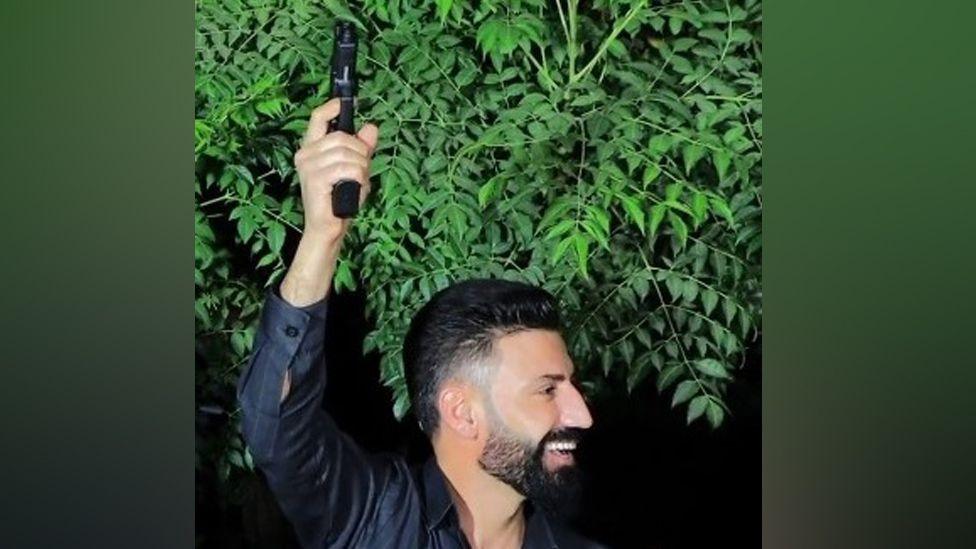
[542,440,578,469]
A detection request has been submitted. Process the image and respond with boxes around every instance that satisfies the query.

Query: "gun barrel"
[331,23,357,99]
[328,21,361,218]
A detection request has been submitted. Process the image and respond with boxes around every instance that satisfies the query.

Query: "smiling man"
[238,99,603,548]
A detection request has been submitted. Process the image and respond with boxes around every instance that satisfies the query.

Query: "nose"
[560,383,594,429]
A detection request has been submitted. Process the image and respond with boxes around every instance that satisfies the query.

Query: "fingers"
[302,98,342,145]
[358,179,372,208]
[356,123,380,157]
[296,131,369,160]
[295,100,380,219]
[305,162,369,187]
[298,150,369,172]
[301,100,381,156]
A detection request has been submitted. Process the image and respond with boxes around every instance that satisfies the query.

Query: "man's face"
[476,329,594,515]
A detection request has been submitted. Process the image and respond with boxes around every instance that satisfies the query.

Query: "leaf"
[706,400,725,428]
[545,219,575,241]
[551,235,574,264]
[687,395,709,424]
[632,273,650,299]
[334,260,355,291]
[682,144,707,175]
[730,28,753,43]
[709,197,736,227]
[667,212,688,248]
[574,233,590,277]
[691,192,708,225]
[695,358,730,379]
[656,363,683,392]
[435,0,453,23]
[392,392,411,420]
[581,219,608,251]
[668,16,684,35]
[671,380,699,407]
[664,274,683,301]
[321,0,365,30]
[712,149,732,181]
[266,222,285,254]
[589,207,611,237]
[601,351,614,376]
[650,204,668,236]
[237,216,256,244]
[635,328,653,350]
[626,360,652,392]
[620,195,646,234]
[234,179,250,198]
[648,134,672,155]
[477,19,500,53]
[665,182,683,202]
[722,298,737,323]
[456,67,478,86]
[672,37,697,52]
[642,163,661,184]
[230,332,246,356]
[702,289,719,314]
[527,121,549,139]
[620,339,635,365]
[570,92,604,107]
[671,54,693,74]
[478,178,499,208]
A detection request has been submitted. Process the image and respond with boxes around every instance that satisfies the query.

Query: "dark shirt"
[237,290,605,548]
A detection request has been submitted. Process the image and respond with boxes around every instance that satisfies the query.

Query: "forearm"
[237,289,333,543]
[279,230,344,307]
[238,285,395,547]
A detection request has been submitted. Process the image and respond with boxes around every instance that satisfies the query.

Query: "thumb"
[356,123,380,157]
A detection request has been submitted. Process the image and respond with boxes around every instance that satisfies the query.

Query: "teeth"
[546,441,577,452]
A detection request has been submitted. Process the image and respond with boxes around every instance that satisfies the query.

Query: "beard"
[477,419,585,520]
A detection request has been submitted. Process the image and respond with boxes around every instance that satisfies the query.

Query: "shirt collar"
[421,456,455,531]
[420,456,559,548]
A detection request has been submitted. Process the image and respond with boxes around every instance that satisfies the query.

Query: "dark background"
[196,285,760,549]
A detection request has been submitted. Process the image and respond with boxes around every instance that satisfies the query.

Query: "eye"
[540,385,557,396]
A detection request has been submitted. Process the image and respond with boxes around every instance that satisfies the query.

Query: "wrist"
[301,225,345,247]
[279,231,344,307]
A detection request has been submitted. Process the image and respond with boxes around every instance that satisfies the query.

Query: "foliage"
[195,0,762,481]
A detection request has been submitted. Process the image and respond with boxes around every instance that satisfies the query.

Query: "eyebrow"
[539,374,567,382]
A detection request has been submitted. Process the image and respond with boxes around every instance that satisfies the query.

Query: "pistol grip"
[332,179,360,218]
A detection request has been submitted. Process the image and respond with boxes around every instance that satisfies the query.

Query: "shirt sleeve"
[237,288,405,548]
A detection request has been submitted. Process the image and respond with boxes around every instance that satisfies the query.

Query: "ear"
[437,382,479,440]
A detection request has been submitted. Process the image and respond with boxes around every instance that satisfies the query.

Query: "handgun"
[328,21,360,218]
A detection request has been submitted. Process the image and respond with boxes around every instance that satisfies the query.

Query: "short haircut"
[402,278,562,436]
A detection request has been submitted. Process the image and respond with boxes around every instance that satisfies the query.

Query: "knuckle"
[321,133,344,148]
[311,101,332,116]
[337,133,365,151]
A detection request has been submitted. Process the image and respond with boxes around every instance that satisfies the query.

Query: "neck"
[435,450,526,549]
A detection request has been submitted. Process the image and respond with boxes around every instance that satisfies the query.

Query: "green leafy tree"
[196,0,761,484]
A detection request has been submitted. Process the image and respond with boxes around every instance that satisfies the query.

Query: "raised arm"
[237,99,401,547]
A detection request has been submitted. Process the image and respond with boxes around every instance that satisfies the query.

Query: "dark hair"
[402,278,561,436]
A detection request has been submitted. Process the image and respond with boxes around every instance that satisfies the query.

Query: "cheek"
[501,398,560,442]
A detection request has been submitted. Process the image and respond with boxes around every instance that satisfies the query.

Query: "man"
[238,98,604,548]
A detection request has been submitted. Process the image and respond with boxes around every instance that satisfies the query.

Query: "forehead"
[489,329,574,383]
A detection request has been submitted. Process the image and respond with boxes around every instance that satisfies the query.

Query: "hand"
[293,98,379,243]
[278,100,378,308]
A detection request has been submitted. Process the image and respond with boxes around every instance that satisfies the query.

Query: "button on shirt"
[237,290,606,548]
